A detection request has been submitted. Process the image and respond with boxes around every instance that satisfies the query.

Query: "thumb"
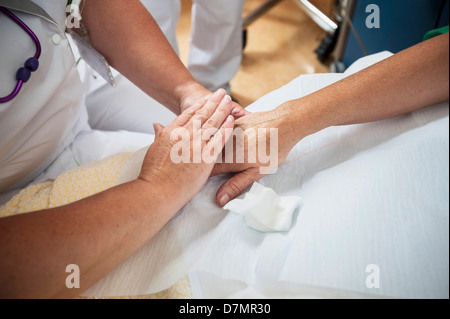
[210,162,239,177]
[231,103,251,119]
[153,123,165,137]
[216,168,263,207]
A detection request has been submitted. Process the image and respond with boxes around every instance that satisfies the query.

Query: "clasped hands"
[139,90,294,212]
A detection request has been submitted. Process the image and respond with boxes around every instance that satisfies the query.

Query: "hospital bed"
[1,52,448,299]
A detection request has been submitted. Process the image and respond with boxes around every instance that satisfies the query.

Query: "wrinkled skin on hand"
[212,108,297,207]
[139,89,236,209]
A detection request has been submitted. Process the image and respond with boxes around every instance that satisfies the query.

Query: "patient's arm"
[285,32,449,136]
[214,33,449,207]
[79,0,247,118]
[0,90,235,298]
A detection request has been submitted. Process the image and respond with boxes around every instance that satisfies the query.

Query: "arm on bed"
[0,90,234,298]
[214,33,449,207]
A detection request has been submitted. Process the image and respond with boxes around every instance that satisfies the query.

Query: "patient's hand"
[212,109,297,207]
[139,89,235,210]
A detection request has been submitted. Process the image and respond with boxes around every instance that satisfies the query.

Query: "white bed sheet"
[82,52,449,299]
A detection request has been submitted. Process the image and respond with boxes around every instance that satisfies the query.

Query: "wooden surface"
[177,0,333,107]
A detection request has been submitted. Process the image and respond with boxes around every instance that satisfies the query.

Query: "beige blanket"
[0,152,192,299]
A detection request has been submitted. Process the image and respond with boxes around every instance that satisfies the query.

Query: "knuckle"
[185,108,196,115]
[194,111,209,121]
[206,118,216,127]
[227,180,243,196]
[196,108,209,115]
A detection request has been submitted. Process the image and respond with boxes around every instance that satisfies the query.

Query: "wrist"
[175,81,211,115]
[276,96,332,144]
[136,165,191,215]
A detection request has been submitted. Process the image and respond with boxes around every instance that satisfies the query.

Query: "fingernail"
[219,193,231,206]
[219,95,232,107]
[215,88,226,95]
[226,115,234,123]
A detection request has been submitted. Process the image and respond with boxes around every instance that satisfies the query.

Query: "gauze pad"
[223,182,303,233]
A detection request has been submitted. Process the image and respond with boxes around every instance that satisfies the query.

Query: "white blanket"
[83,52,449,299]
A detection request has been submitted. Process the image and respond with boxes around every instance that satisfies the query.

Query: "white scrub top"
[0,1,161,205]
[0,0,88,192]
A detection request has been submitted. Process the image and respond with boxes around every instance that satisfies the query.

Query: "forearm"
[0,180,180,299]
[81,0,206,114]
[212,33,448,207]
[279,33,449,142]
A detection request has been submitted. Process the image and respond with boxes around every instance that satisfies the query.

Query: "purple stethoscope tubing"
[0,6,42,103]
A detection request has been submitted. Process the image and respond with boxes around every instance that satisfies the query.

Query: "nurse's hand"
[139,89,235,210]
[178,82,250,119]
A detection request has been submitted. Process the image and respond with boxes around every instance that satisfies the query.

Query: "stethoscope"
[0,6,41,103]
